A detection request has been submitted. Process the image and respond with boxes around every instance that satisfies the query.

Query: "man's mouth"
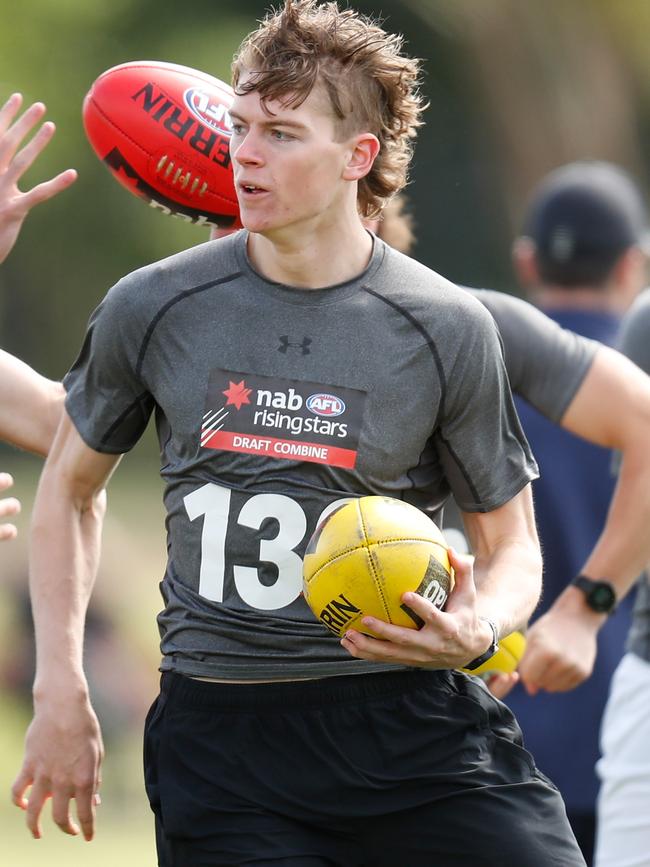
[239,182,268,195]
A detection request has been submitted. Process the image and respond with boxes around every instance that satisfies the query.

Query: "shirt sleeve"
[434,292,539,513]
[63,275,155,453]
[470,288,597,423]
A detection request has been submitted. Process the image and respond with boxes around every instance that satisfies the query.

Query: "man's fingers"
[0,471,14,492]
[444,546,478,609]
[399,589,448,626]
[0,101,46,172]
[0,522,18,541]
[519,654,568,694]
[24,778,50,840]
[0,494,21,539]
[5,120,56,182]
[74,783,98,841]
[0,93,23,138]
[0,495,21,518]
[447,546,474,587]
[11,766,33,811]
[12,758,101,841]
[485,671,519,699]
[20,168,78,209]
[521,659,585,695]
[52,787,80,837]
[341,626,432,664]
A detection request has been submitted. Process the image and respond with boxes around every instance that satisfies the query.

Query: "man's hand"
[0,472,20,540]
[0,92,77,264]
[340,548,495,669]
[11,690,104,841]
[517,600,599,695]
[484,671,519,699]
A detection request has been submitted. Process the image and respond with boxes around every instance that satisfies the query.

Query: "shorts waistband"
[160,668,450,712]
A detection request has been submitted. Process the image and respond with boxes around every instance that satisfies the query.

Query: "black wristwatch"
[464,618,499,671]
[570,575,617,614]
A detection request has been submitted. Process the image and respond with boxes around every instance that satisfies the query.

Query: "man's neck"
[532,285,621,314]
[246,219,374,289]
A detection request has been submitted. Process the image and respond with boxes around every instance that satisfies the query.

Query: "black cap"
[523,161,650,285]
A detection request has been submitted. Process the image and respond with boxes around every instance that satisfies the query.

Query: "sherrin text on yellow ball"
[302,496,454,639]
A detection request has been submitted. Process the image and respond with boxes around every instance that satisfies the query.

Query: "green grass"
[0,447,169,865]
[0,694,157,865]
[0,813,156,867]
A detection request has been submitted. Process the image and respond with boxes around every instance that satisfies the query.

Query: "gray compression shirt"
[64,232,537,680]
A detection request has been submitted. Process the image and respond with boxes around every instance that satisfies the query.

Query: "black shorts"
[143,668,586,867]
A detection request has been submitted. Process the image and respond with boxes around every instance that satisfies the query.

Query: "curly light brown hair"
[232,0,425,218]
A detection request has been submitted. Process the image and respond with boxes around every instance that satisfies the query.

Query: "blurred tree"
[0,0,257,380]
[2,0,650,383]
[402,0,646,283]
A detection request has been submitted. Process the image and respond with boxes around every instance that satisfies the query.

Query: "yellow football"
[460,630,527,678]
[303,496,454,638]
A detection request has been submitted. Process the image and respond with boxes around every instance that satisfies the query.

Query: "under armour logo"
[278,335,312,355]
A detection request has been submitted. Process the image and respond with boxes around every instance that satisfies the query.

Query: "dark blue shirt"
[507,306,634,813]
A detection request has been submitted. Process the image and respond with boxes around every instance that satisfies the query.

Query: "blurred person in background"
[505,161,649,864]
[374,195,650,710]
[595,289,650,867]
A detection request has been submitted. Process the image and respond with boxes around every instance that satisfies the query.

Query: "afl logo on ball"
[183,88,233,136]
[306,394,346,417]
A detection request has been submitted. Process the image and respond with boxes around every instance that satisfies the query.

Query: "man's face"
[228,77,355,236]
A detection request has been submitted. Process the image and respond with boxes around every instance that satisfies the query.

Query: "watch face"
[589,582,616,613]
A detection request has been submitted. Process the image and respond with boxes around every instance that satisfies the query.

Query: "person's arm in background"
[11,412,119,840]
[0,92,76,534]
[476,289,650,693]
[0,349,64,458]
[518,345,650,693]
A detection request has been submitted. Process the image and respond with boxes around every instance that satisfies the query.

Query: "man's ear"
[610,245,648,311]
[342,133,380,181]
[512,236,541,289]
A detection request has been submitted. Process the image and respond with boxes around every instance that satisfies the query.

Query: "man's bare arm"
[461,483,542,636]
[0,350,64,456]
[519,345,650,693]
[11,412,121,841]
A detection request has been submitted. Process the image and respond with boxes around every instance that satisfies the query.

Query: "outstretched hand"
[0,93,77,264]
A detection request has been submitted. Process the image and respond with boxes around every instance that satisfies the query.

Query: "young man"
[12,4,583,864]
[0,92,74,537]
[504,161,648,863]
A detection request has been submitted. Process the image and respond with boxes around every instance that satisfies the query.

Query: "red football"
[83,60,242,229]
